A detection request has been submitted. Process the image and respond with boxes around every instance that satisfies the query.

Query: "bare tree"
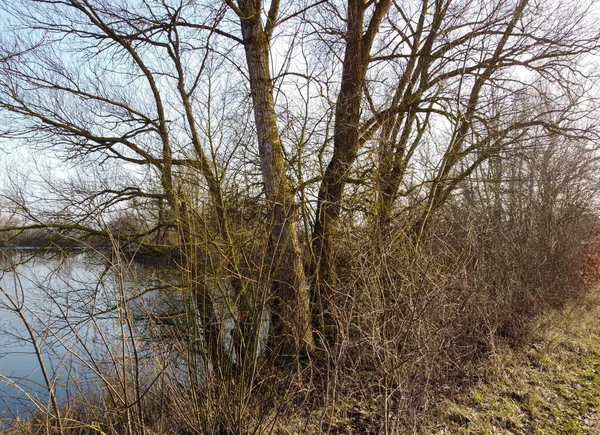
[0,0,599,378]
[224,0,315,358]
[307,0,600,345]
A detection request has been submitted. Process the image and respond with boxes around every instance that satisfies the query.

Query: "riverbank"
[0,242,180,266]
[424,286,600,434]
[2,246,599,434]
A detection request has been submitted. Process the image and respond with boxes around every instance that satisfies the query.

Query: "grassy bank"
[425,287,600,434]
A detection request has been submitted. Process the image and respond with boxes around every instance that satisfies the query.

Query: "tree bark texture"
[238,5,314,358]
[311,0,389,346]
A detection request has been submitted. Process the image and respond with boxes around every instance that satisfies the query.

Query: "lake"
[0,248,188,421]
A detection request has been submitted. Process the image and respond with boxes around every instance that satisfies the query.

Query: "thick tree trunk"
[311,0,373,345]
[238,10,313,359]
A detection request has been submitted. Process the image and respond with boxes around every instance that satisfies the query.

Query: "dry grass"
[423,286,600,435]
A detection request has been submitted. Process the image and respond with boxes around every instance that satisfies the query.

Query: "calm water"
[0,249,184,419]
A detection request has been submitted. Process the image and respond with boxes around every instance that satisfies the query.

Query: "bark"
[235,1,314,358]
[311,0,389,345]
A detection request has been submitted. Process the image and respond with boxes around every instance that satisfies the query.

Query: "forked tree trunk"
[311,0,389,346]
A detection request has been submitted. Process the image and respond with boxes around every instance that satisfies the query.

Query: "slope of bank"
[426,287,600,434]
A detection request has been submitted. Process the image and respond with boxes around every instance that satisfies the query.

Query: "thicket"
[1,0,600,433]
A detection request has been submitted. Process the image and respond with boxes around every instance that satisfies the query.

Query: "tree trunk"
[311,0,389,345]
[238,9,313,359]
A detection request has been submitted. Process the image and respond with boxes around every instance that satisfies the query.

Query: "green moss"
[471,391,485,404]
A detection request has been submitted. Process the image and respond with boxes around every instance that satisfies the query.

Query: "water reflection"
[0,248,185,419]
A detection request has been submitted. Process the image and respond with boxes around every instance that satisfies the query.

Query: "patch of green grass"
[471,391,486,404]
[427,291,600,434]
